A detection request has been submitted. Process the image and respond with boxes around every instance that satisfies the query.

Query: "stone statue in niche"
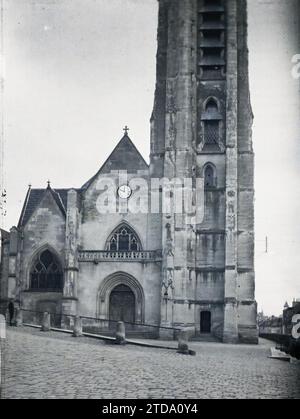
[167,269,174,290]
[162,268,174,293]
[165,223,174,257]
[64,275,74,297]
[67,220,76,254]
[66,218,78,268]
[168,113,176,148]
[166,84,177,148]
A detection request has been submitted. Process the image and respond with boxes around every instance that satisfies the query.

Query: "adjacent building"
[0,229,10,314]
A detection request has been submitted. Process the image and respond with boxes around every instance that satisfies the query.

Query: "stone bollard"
[115,321,126,345]
[41,312,51,332]
[73,316,83,337]
[177,328,196,356]
[15,308,23,327]
[0,315,6,340]
[177,329,190,355]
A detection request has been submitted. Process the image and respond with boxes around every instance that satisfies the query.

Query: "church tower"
[151,0,258,343]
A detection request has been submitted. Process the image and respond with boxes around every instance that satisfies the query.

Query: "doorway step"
[191,333,221,343]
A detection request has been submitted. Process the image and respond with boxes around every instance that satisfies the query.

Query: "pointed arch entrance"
[97,272,145,324]
[109,284,135,324]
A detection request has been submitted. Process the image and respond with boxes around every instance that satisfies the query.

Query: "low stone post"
[0,314,6,398]
[177,329,190,355]
[0,315,6,341]
[177,328,196,356]
[41,312,51,332]
[73,316,83,337]
[115,321,126,345]
[15,308,23,327]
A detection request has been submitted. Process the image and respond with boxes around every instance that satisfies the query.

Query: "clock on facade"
[117,184,132,199]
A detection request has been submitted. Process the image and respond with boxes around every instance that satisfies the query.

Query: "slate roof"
[0,229,9,240]
[18,187,81,228]
[82,134,149,189]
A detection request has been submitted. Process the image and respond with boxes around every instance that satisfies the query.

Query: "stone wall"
[77,262,161,325]
[236,0,257,343]
[79,165,162,325]
[151,0,258,343]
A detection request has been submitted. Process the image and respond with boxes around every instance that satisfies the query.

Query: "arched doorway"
[109,284,135,324]
[200,311,211,334]
[97,272,145,325]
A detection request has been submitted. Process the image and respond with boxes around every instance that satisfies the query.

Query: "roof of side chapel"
[18,187,79,228]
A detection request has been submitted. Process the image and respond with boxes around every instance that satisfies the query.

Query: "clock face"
[118,184,132,199]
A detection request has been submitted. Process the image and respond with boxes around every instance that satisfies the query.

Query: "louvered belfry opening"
[198,0,226,80]
[197,0,226,151]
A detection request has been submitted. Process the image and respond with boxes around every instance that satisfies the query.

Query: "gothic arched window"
[106,225,141,252]
[203,99,220,147]
[30,249,63,292]
[204,164,216,188]
[206,99,219,114]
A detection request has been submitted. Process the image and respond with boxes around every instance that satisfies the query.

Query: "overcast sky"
[1,0,300,315]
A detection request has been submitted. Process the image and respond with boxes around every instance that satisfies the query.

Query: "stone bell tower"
[151,0,258,344]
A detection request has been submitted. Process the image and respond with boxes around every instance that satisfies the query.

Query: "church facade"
[0,0,258,344]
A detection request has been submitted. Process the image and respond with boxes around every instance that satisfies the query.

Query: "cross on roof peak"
[123,125,130,136]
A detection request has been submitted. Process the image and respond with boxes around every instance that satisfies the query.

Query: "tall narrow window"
[204,165,216,188]
[30,249,63,292]
[204,120,219,145]
[201,99,221,150]
[106,225,141,252]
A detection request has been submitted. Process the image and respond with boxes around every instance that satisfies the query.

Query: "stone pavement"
[2,327,300,399]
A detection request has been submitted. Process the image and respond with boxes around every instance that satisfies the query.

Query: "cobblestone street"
[2,327,300,399]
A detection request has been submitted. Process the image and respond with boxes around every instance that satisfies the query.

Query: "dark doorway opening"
[200,311,211,334]
[109,284,135,326]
